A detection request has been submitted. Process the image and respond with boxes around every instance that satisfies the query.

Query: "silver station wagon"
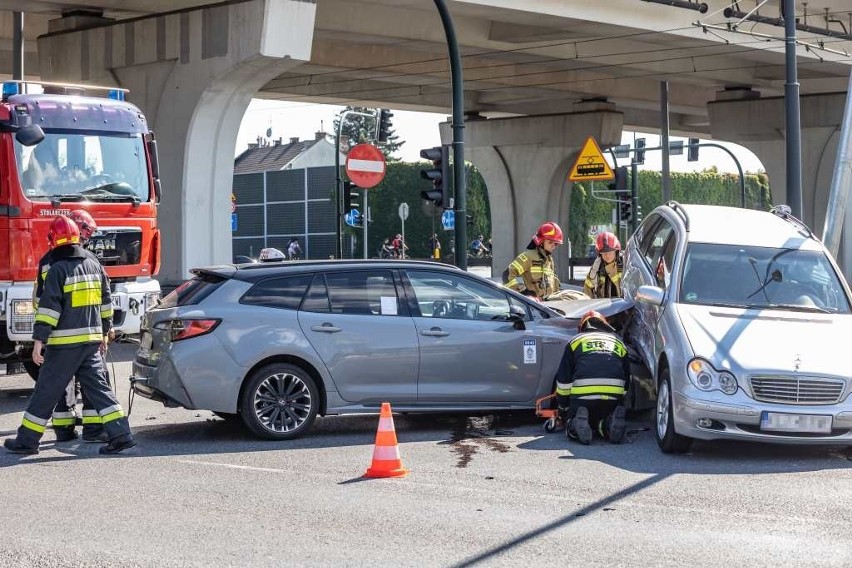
[131,260,633,439]
[622,202,852,453]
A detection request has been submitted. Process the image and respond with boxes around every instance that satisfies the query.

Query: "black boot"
[4,438,38,455]
[606,406,627,444]
[567,407,592,445]
[99,436,137,455]
[53,428,78,442]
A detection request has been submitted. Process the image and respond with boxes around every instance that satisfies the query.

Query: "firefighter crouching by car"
[4,215,135,455]
[32,210,112,442]
[584,231,623,299]
[555,311,629,445]
[504,221,563,300]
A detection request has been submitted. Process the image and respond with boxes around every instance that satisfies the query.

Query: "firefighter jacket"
[505,247,560,298]
[554,330,630,404]
[33,244,113,348]
[584,255,623,298]
[32,247,101,308]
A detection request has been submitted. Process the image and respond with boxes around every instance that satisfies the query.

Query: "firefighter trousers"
[51,355,108,438]
[15,343,132,450]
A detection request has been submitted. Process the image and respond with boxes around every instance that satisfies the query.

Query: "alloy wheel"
[657,379,670,440]
[253,372,313,434]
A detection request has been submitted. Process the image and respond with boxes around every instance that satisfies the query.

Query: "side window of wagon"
[241,274,312,310]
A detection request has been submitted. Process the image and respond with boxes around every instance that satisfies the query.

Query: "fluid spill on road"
[446,415,513,468]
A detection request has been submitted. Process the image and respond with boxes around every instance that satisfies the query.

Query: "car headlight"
[687,358,738,395]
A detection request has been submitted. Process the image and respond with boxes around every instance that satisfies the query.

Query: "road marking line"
[177,459,290,474]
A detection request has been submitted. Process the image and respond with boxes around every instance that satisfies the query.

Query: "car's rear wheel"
[655,369,692,454]
[239,363,319,440]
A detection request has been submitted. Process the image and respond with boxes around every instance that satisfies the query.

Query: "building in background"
[232,132,347,260]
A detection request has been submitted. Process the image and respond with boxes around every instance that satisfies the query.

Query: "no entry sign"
[345,143,386,188]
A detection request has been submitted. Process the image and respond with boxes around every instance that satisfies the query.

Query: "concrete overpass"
[5,0,852,282]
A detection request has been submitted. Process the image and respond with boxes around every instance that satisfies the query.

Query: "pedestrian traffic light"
[634,138,646,165]
[687,138,700,162]
[376,109,393,143]
[420,145,450,209]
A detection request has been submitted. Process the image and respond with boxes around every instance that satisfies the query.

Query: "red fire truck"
[0,81,162,379]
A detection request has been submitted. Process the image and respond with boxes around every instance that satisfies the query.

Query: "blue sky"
[236,99,765,174]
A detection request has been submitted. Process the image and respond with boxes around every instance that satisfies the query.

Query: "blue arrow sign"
[441,209,455,231]
[345,209,360,227]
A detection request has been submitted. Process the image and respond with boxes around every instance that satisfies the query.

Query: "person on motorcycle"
[504,222,563,301]
[555,310,629,445]
[584,231,623,299]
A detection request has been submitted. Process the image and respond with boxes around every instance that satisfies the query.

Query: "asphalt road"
[1,342,851,567]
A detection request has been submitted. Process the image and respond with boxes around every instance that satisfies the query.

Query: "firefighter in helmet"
[32,210,112,442]
[554,310,629,445]
[584,231,623,299]
[6,215,135,455]
[504,221,563,300]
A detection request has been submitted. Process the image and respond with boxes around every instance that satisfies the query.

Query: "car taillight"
[157,318,220,341]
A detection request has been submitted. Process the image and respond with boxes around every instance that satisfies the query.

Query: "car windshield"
[679,243,851,313]
[15,131,149,202]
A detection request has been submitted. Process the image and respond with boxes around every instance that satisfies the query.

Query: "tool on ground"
[535,393,563,433]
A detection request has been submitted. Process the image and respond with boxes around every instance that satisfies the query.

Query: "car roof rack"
[769,204,814,239]
[666,200,689,231]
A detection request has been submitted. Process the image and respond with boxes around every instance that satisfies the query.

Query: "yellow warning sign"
[568,136,615,182]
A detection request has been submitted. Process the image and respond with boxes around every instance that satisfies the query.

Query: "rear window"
[158,273,227,308]
[241,274,312,310]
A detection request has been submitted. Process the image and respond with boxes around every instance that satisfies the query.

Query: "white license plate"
[760,412,832,434]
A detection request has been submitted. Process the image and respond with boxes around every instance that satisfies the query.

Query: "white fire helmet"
[258,247,286,262]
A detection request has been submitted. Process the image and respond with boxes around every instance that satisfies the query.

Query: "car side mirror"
[636,285,664,306]
[508,305,526,330]
[15,124,44,147]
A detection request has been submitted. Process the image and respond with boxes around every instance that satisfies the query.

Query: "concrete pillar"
[708,93,852,277]
[441,105,623,282]
[38,0,316,283]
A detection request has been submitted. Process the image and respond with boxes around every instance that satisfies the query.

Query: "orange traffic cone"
[364,402,408,478]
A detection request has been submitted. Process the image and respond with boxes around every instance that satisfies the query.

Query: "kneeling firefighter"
[554,311,629,444]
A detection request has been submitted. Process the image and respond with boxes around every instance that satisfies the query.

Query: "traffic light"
[344,181,360,224]
[619,198,634,223]
[687,138,700,162]
[376,109,393,143]
[634,138,646,165]
[420,145,450,209]
[607,165,628,192]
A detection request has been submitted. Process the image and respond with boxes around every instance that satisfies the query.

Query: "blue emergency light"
[108,89,126,101]
[2,81,21,99]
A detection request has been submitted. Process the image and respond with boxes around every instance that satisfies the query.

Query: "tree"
[332,106,404,159]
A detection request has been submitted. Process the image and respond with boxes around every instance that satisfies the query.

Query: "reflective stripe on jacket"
[33,244,113,348]
[504,247,560,298]
[554,331,630,402]
[583,256,623,299]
